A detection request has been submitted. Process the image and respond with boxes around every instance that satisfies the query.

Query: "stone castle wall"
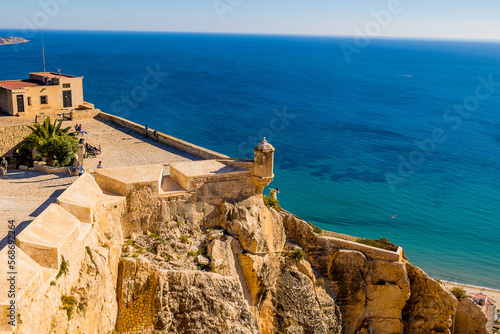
[281,210,403,262]
[0,174,126,333]
[0,124,32,159]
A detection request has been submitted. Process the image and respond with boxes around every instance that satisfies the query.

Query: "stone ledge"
[16,204,81,269]
[57,172,103,223]
[95,164,163,196]
[34,161,71,174]
[281,210,403,263]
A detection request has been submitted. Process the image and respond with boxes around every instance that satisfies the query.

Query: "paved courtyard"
[0,117,203,250]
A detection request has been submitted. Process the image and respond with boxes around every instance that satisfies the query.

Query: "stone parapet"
[95,164,164,196]
[281,210,403,263]
[57,172,103,223]
[15,204,82,269]
[97,112,228,160]
[70,108,99,120]
[170,160,250,192]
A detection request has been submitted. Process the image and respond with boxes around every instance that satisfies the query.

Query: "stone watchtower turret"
[252,137,275,195]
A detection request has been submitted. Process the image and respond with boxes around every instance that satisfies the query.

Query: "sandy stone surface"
[0,117,203,251]
[0,170,77,250]
[67,118,201,171]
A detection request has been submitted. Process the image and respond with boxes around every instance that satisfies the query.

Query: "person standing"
[145,124,149,138]
[1,157,8,174]
[97,161,103,169]
[78,162,84,176]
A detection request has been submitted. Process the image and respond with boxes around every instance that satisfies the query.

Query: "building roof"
[30,72,78,79]
[254,137,275,152]
[0,80,45,90]
[471,293,497,305]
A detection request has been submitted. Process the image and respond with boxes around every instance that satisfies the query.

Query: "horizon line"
[1,27,500,43]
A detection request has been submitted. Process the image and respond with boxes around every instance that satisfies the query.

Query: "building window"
[63,83,70,88]
[28,97,32,106]
[40,96,48,105]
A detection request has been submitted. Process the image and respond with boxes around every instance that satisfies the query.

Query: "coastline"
[0,37,29,46]
[440,280,500,302]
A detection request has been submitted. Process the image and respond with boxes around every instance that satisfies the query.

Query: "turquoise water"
[1,30,499,289]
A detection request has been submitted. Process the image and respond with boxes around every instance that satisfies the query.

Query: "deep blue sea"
[1,30,499,289]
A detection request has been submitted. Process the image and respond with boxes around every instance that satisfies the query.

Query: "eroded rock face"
[238,253,342,334]
[116,257,259,334]
[453,298,488,334]
[402,264,458,334]
[117,189,466,334]
[222,202,286,254]
[328,250,410,334]
[30,245,120,334]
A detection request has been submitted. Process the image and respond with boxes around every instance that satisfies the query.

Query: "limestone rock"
[326,249,411,334]
[208,229,224,241]
[154,271,259,334]
[238,253,341,334]
[453,297,488,334]
[197,254,210,265]
[402,264,458,334]
[208,236,242,277]
[222,202,286,254]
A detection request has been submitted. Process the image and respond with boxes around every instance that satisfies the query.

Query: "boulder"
[453,297,488,334]
[328,250,411,334]
[238,253,341,334]
[222,203,286,254]
[402,264,458,334]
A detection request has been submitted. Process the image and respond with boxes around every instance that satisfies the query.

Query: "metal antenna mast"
[42,32,46,78]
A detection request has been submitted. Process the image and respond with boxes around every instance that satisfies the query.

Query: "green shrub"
[312,225,322,235]
[356,237,409,261]
[316,278,324,287]
[45,135,78,167]
[85,246,99,275]
[356,237,398,251]
[292,249,305,262]
[451,287,468,300]
[187,251,197,257]
[55,258,69,279]
[131,253,139,258]
[263,195,281,212]
[197,246,207,256]
[61,295,77,319]
[180,235,189,244]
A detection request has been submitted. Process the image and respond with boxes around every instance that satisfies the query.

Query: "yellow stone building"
[0,72,85,115]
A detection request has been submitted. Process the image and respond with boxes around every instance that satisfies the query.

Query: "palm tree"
[21,118,73,164]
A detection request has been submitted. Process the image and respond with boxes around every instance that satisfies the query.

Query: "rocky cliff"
[10,180,485,334]
[113,186,484,334]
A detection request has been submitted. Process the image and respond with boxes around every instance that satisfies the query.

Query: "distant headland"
[0,37,29,45]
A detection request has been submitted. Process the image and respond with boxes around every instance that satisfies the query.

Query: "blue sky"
[1,0,499,40]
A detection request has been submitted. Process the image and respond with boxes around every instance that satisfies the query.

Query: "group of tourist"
[74,124,88,135]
